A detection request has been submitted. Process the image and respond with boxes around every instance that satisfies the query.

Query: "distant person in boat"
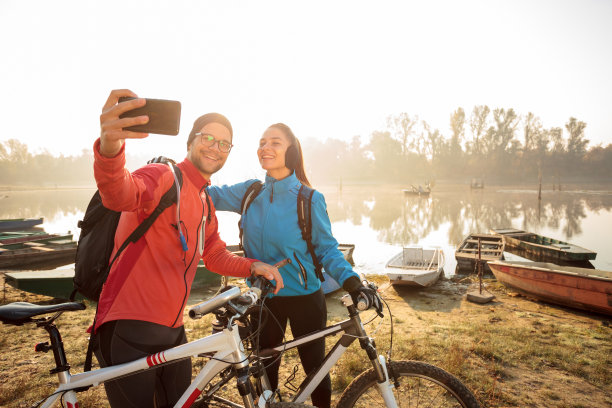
[207,122,382,408]
[92,89,283,407]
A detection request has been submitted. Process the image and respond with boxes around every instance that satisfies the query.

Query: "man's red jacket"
[93,139,253,330]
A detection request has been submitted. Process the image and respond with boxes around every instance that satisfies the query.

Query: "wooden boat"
[488,261,612,316]
[0,217,44,231]
[491,228,596,262]
[0,232,71,246]
[197,243,356,294]
[386,247,445,287]
[0,236,77,268]
[470,178,484,189]
[0,231,59,245]
[3,268,80,300]
[455,233,505,273]
[402,185,431,196]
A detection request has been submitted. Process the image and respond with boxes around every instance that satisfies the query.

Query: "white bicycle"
[0,260,310,408]
[0,264,480,407]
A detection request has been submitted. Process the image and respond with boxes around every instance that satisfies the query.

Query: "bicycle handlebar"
[188,258,292,319]
[188,286,241,319]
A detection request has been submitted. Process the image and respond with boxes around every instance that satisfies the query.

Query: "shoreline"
[1,272,610,407]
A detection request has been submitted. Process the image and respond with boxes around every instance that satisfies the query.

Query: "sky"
[1,0,611,182]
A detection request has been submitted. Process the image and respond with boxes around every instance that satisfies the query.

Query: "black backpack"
[71,160,183,302]
[238,181,324,282]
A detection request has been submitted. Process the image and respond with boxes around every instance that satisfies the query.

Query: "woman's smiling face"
[257,126,292,178]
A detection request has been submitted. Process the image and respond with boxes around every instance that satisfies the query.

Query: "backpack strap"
[238,181,264,254]
[108,163,183,270]
[297,185,324,282]
[84,162,183,372]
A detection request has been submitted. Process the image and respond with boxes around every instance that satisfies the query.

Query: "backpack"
[238,181,324,282]
[71,160,183,302]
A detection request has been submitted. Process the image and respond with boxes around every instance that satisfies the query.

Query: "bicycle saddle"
[0,302,86,325]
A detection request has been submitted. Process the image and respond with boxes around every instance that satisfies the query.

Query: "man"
[93,89,284,407]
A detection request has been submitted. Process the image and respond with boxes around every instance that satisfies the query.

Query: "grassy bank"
[1,273,610,407]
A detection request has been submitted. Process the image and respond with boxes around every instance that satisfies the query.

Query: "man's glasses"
[195,133,233,153]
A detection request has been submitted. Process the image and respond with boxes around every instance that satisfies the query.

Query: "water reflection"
[1,185,611,273]
[321,185,612,270]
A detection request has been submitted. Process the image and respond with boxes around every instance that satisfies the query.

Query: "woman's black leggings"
[94,320,191,408]
[257,289,332,408]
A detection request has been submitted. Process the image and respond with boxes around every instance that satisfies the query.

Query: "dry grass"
[1,274,611,407]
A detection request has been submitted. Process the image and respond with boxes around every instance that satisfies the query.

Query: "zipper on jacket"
[171,185,206,327]
[269,183,274,203]
[293,252,308,290]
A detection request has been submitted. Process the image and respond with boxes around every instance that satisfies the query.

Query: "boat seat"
[0,302,86,326]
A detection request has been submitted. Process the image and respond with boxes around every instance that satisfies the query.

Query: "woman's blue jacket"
[207,173,359,297]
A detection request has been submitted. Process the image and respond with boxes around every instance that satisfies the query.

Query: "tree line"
[1,106,610,187]
[303,107,611,186]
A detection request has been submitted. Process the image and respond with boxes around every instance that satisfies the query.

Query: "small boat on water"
[0,231,60,245]
[386,247,445,287]
[470,178,484,189]
[197,243,356,294]
[0,217,44,231]
[455,233,505,273]
[491,228,597,262]
[0,231,72,248]
[488,260,612,316]
[0,235,77,268]
[403,184,431,196]
[3,268,79,300]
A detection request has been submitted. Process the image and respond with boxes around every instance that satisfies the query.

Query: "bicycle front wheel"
[336,360,480,408]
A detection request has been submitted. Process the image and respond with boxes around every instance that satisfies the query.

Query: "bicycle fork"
[351,305,399,408]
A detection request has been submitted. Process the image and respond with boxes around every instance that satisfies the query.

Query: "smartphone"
[118,97,181,136]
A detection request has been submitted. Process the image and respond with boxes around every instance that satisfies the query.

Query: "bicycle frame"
[38,287,260,408]
[255,294,398,407]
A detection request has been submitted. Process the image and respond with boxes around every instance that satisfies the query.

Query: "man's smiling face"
[186,122,232,179]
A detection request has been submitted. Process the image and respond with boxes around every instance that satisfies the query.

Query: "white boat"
[386,247,445,287]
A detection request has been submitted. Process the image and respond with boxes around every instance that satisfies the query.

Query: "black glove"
[343,276,384,317]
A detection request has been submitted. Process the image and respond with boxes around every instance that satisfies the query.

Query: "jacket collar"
[179,158,210,190]
[264,171,300,193]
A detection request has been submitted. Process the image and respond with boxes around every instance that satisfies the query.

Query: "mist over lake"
[1,183,610,276]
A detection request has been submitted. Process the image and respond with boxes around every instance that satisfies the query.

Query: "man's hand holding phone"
[99,89,150,158]
[99,89,182,158]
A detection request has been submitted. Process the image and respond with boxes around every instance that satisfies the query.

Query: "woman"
[207,123,380,408]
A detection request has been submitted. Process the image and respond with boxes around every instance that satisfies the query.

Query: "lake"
[1,183,611,280]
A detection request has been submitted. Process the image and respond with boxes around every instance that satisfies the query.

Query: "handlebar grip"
[189,286,241,319]
[356,294,370,311]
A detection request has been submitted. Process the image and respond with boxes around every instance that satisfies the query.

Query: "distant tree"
[386,113,419,156]
[367,130,403,181]
[468,105,490,156]
[523,112,542,152]
[449,107,465,157]
[488,108,519,156]
[565,117,589,158]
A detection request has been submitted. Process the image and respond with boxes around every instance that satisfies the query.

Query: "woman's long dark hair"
[267,123,312,187]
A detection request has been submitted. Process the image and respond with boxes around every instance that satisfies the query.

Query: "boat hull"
[491,228,596,262]
[488,261,612,316]
[386,247,445,288]
[4,269,81,300]
[0,218,44,231]
[455,233,504,274]
[387,270,442,287]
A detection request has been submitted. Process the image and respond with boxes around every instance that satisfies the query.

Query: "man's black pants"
[94,320,191,408]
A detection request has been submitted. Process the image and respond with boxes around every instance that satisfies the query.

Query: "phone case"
[119,97,181,136]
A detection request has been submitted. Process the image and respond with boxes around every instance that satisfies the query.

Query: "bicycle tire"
[335,360,480,408]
